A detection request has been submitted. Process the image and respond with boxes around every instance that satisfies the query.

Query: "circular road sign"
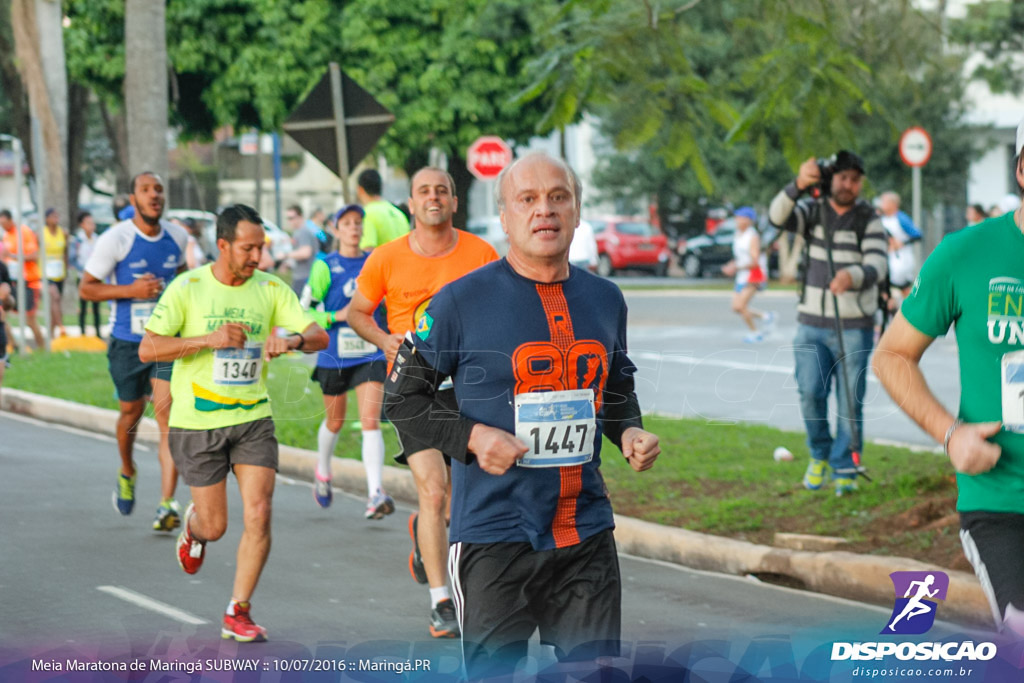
[467,136,513,180]
[899,127,932,168]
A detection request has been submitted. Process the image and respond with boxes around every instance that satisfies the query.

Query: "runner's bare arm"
[873,312,1002,474]
[263,322,328,359]
[79,271,162,302]
[348,289,403,362]
[139,322,251,362]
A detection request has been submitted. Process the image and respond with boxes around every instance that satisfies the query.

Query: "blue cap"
[334,204,365,222]
[734,206,757,221]
[118,205,135,220]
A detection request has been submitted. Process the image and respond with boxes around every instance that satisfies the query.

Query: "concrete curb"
[1,388,992,629]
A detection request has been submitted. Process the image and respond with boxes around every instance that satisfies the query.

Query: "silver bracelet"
[943,418,963,458]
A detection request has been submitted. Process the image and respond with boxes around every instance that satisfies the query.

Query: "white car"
[464,215,509,256]
[165,209,292,263]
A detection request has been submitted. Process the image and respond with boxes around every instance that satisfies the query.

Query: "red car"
[589,216,671,277]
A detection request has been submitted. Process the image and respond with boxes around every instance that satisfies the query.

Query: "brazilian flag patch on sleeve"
[416,312,433,340]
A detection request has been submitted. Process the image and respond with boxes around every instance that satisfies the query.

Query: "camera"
[812,150,865,197]
[815,157,836,197]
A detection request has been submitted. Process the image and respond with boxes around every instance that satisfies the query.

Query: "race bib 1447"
[515,389,596,468]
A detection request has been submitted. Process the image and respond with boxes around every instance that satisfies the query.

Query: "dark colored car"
[589,216,671,277]
[676,217,779,278]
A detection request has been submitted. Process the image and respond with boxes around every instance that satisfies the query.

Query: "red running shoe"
[176,503,206,575]
[222,603,267,643]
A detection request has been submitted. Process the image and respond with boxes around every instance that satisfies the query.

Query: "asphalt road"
[0,412,990,682]
[622,287,959,449]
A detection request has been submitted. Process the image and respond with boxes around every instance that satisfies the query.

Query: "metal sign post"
[329,63,352,203]
[899,126,933,229]
[283,63,394,202]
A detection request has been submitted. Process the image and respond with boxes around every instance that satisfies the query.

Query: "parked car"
[589,216,671,277]
[76,202,117,234]
[676,217,780,278]
[464,215,509,256]
[166,209,292,264]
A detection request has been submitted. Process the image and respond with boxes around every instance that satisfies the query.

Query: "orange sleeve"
[472,236,499,265]
[355,247,386,305]
[24,229,39,256]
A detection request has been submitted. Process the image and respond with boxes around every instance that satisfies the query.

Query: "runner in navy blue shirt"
[385,153,660,678]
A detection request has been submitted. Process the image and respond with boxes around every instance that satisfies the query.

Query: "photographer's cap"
[833,150,866,175]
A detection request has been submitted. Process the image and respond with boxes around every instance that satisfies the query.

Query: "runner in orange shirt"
[348,167,497,638]
[0,210,45,348]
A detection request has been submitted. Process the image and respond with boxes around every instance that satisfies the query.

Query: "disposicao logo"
[830,570,997,663]
[883,571,948,635]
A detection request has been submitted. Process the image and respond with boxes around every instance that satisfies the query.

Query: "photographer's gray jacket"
[769,183,888,330]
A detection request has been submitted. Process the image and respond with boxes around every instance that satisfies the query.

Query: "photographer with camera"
[768,151,888,496]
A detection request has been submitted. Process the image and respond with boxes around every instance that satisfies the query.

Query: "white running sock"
[362,429,385,497]
[317,420,340,479]
[226,599,249,616]
[430,586,451,607]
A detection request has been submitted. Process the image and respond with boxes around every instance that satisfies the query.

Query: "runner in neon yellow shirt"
[141,204,327,642]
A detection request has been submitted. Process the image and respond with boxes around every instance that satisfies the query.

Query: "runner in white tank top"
[721,207,774,342]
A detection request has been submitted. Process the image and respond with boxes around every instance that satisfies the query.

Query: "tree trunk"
[448,155,474,229]
[66,83,88,219]
[98,100,130,193]
[124,0,169,185]
[0,0,34,179]
[11,0,67,222]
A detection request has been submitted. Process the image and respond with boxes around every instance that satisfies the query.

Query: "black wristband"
[292,333,305,351]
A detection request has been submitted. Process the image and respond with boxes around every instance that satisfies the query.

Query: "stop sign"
[467,136,513,180]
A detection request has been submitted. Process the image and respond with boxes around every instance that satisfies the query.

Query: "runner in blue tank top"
[302,204,393,519]
[385,153,660,678]
[80,172,188,531]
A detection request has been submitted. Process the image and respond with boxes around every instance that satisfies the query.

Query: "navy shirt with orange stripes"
[386,258,643,551]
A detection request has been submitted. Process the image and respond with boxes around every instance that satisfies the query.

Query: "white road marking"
[631,350,881,384]
[96,585,208,625]
[624,289,796,299]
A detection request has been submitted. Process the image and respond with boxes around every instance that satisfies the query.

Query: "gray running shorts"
[169,417,278,487]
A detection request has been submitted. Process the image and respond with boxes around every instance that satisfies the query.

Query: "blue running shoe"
[112,465,137,515]
[153,499,181,532]
[365,490,395,520]
[313,471,332,508]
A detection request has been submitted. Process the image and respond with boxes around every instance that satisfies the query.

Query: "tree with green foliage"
[337,0,554,225]
[949,0,1024,95]
[63,0,345,191]
[522,0,977,236]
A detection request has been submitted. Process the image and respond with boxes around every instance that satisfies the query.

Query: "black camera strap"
[818,196,871,482]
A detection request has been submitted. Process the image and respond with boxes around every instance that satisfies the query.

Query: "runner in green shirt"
[140,204,327,642]
[874,121,1024,638]
[356,168,410,249]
